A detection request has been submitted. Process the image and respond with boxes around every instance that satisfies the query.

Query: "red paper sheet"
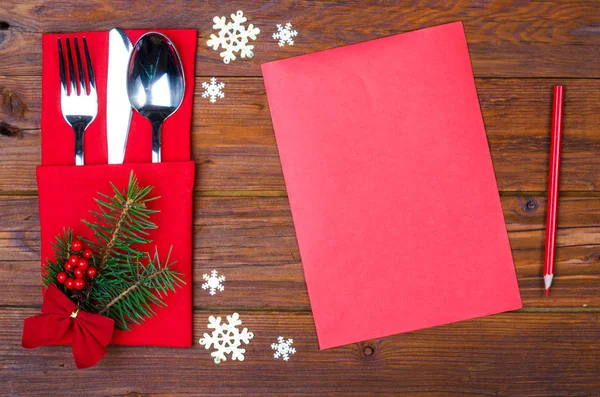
[39,30,196,346]
[262,22,522,349]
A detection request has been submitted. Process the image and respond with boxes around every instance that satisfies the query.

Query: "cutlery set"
[58,29,185,165]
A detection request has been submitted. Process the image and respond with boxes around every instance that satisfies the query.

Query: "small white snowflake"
[202,269,225,295]
[273,23,298,47]
[201,78,225,103]
[199,313,254,364]
[271,336,296,361]
[207,10,260,64]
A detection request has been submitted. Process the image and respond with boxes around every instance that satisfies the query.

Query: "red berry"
[64,261,75,272]
[83,249,93,259]
[56,272,68,284]
[74,278,85,290]
[68,255,79,264]
[74,267,85,278]
[86,266,97,278]
[65,278,75,290]
[71,239,83,251]
[77,258,89,270]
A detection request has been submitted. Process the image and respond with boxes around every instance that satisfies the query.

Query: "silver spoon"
[126,32,185,163]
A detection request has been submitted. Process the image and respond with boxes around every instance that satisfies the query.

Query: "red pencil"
[544,86,564,297]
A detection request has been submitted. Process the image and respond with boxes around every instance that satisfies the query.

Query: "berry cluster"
[56,239,97,290]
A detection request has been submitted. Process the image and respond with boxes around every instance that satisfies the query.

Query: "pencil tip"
[545,289,550,298]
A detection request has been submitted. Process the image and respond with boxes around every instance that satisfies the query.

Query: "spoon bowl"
[127,32,185,163]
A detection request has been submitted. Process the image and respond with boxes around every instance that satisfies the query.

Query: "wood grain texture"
[1,308,599,396]
[0,0,599,77]
[0,195,598,308]
[1,0,599,395]
[1,77,599,193]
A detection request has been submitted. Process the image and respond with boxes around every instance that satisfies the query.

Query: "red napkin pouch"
[38,30,197,346]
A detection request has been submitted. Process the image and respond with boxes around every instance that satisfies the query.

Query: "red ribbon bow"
[22,284,114,369]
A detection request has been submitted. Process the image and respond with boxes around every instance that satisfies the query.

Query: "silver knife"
[106,28,133,164]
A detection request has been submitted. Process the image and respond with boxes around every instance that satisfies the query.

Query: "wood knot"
[362,345,375,356]
[0,122,23,139]
[0,22,9,31]
[34,6,47,15]
[524,198,537,212]
[1,88,28,118]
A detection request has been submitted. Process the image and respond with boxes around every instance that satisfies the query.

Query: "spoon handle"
[151,120,162,163]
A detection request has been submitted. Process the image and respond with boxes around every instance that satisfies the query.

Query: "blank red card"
[262,22,522,349]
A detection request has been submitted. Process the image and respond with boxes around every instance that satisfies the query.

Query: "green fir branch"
[40,171,184,331]
[82,171,159,272]
[94,249,183,330]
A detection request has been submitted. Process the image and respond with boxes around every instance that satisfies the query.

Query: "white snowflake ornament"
[207,10,260,64]
[199,313,254,364]
[201,269,225,295]
[201,78,225,104]
[273,23,298,47]
[271,336,296,361]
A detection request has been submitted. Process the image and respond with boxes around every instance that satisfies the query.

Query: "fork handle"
[74,124,85,166]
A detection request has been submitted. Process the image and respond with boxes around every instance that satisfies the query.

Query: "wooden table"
[1,1,599,395]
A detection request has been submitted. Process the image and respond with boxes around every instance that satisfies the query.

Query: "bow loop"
[22,284,114,369]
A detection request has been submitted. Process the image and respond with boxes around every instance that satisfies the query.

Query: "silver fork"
[58,36,98,166]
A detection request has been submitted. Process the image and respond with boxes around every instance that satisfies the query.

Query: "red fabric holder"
[36,29,197,347]
[37,162,195,346]
[41,29,196,165]
[23,284,115,369]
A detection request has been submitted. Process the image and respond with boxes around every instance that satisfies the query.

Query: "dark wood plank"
[1,0,599,78]
[1,77,599,193]
[1,195,598,308]
[0,1,598,394]
[1,308,598,396]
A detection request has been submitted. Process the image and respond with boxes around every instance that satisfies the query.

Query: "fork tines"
[58,36,96,96]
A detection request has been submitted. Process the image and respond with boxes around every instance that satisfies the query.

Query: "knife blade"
[106,28,133,164]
